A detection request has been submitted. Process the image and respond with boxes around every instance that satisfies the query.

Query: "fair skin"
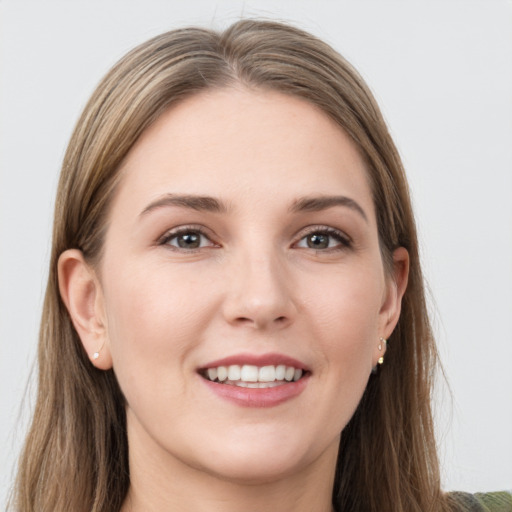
[59,88,408,512]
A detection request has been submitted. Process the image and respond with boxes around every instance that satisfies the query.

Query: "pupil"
[178,232,200,248]
[308,234,328,249]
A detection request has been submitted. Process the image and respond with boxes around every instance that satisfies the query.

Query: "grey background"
[1,0,511,506]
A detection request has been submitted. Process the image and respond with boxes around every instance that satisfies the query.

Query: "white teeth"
[222,380,288,388]
[217,366,228,382]
[204,363,305,384]
[227,365,241,380]
[258,365,276,382]
[240,365,259,382]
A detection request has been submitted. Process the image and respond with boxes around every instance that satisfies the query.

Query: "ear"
[379,246,410,340]
[58,249,113,370]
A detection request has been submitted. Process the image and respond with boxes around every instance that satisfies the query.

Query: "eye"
[295,228,351,251]
[160,228,216,250]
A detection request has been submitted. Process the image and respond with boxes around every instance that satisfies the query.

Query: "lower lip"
[201,375,309,408]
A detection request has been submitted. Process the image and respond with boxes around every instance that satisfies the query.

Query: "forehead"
[114,87,375,220]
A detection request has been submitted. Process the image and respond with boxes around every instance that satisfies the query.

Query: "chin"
[200,451,309,485]
[188,429,324,484]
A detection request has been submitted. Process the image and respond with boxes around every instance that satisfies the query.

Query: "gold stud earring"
[92,341,105,360]
[378,337,386,365]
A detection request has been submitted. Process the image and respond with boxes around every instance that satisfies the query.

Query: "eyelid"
[156,223,351,251]
[157,224,219,248]
[293,225,352,249]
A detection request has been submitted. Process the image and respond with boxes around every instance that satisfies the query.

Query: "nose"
[222,248,297,330]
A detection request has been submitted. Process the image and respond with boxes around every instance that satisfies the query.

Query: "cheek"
[305,263,383,399]
[101,262,217,388]
[309,264,383,343]
[296,278,381,446]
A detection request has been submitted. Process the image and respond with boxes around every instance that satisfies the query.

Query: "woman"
[9,19,511,512]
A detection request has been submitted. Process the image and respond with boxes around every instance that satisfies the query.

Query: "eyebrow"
[289,195,368,222]
[139,193,368,222]
[140,194,228,217]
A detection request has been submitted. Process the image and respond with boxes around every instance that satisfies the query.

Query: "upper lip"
[199,352,309,371]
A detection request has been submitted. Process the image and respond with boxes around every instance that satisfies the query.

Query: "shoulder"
[447,491,512,511]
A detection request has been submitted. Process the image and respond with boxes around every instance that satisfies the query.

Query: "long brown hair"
[11,19,453,512]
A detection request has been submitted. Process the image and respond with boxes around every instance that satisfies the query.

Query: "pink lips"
[199,352,310,408]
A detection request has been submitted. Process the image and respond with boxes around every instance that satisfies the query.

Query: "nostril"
[235,317,253,324]
[233,315,289,329]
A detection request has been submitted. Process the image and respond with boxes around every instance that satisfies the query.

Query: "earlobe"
[57,249,113,370]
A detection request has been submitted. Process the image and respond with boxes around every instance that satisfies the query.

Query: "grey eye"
[176,232,200,248]
[296,230,348,250]
[306,233,329,249]
[167,231,210,249]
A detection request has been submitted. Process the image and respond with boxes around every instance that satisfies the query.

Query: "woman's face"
[90,88,406,483]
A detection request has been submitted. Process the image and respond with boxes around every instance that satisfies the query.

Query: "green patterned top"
[449,491,512,511]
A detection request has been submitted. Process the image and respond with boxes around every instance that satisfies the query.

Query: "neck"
[123,471,336,512]
[121,414,338,512]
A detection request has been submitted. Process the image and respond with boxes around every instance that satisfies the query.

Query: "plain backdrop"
[1,0,511,506]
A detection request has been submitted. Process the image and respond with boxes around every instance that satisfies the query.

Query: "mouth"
[197,353,310,406]
[199,364,306,388]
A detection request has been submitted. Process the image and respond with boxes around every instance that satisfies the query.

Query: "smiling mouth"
[199,364,306,388]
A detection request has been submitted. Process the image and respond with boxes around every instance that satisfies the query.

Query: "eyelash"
[294,226,352,252]
[158,225,217,252]
[158,225,352,252]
